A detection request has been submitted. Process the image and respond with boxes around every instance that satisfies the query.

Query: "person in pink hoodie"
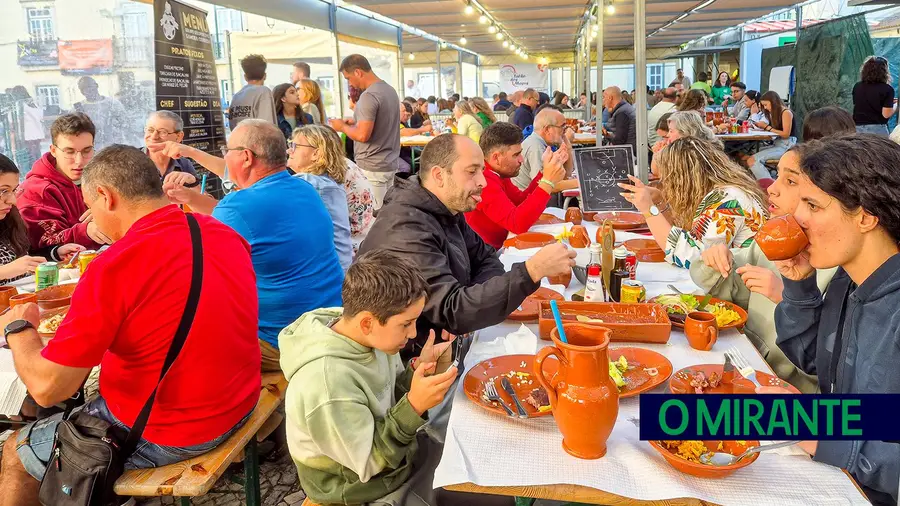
[17,113,111,250]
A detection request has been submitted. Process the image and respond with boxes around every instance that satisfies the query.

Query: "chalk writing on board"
[574,146,636,212]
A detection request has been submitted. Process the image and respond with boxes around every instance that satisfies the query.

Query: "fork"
[726,347,762,388]
[484,381,515,417]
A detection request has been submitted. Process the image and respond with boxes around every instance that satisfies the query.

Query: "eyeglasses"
[220,146,258,158]
[0,187,17,202]
[287,141,315,153]
[53,145,94,161]
[874,56,888,64]
[145,126,180,137]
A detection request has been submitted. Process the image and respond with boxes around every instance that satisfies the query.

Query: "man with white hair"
[512,106,575,191]
[165,119,344,371]
[143,110,199,184]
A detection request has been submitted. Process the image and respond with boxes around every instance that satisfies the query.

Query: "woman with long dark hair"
[0,155,82,284]
[676,89,707,115]
[852,56,897,135]
[710,71,732,106]
[273,83,313,139]
[746,90,797,179]
[772,134,900,505]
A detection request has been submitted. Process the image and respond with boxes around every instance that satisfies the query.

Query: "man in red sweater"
[17,113,110,250]
[465,122,569,249]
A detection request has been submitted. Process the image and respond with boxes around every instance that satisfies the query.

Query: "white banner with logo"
[498,63,548,93]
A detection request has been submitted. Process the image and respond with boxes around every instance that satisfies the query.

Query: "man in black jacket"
[358,133,575,358]
[602,86,637,155]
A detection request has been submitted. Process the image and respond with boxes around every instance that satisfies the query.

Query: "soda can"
[620,280,646,304]
[35,262,59,290]
[79,250,98,275]
[624,251,638,280]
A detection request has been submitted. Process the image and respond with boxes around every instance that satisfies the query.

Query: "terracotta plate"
[463,354,559,418]
[609,347,674,398]
[649,440,760,479]
[503,232,556,250]
[507,288,565,322]
[623,238,666,263]
[593,211,646,230]
[648,295,749,330]
[669,364,801,394]
[536,213,563,225]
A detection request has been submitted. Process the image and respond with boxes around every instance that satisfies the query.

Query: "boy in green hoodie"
[280,249,458,505]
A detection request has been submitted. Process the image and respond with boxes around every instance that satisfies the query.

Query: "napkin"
[464,324,538,369]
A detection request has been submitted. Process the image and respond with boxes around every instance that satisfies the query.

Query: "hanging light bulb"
[496,32,504,40]
[488,24,498,34]
[606,1,615,15]
[463,3,474,15]
[459,36,467,45]
[408,53,415,61]
[510,45,517,53]
[502,40,509,48]
[478,14,488,24]
[440,41,448,49]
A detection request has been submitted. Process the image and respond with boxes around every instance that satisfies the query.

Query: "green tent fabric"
[760,45,795,95]
[872,37,900,130]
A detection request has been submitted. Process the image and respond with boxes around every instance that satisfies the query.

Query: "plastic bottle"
[584,244,605,302]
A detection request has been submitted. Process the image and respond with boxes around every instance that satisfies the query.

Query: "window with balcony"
[27,7,55,41]
[117,11,152,66]
[35,85,60,114]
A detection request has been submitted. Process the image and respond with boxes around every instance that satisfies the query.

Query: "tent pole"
[595,0,603,146]
[436,42,441,98]
[634,0,648,181]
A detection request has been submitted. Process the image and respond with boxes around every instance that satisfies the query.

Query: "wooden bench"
[114,372,288,506]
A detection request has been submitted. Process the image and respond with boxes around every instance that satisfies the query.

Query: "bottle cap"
[613,246,629,259]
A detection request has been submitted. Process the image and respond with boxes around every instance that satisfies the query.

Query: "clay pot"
[583,211,598,222]
[9,293,37,307]
[569,225,591,248]
[685,311,719,351]
[565,207,583,225]
[38,305,69,346]
[35,283,77,310]
[0,286,18,311]
[649,440,761,478]
[536,213,563,225]
[535,323,619,459]
[548,268,572,288]
[503,232,556,250]
[756,214,809,261]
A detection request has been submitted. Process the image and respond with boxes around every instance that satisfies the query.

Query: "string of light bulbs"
[459,0,529,59]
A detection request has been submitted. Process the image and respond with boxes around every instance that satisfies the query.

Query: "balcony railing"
[114,36,152,68]
[17,38,59,67]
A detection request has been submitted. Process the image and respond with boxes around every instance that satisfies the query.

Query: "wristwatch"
[3,319,34,346]
[643,205,661,218]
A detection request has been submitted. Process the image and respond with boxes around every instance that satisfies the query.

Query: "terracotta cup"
[685,311,719,351]
[565,207,583,225]
[0,286,18,310]
[569,225,591,248]
[756,214,809,261]
[536,323,619,459]
[548,268,572,288]
[9,293,37,308]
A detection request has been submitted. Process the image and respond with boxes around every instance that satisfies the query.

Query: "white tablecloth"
[433,207,869,505]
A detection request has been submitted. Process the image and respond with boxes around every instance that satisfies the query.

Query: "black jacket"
[512,104,535,131]
[493,99,513,111]
[358,175,540,357]
[607,100,637,155]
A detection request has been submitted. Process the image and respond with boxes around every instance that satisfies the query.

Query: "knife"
[698,274,726,310]
[500,377,529,418]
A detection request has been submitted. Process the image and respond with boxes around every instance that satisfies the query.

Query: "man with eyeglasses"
[18,113,111,250]
[163,119,343,372]
[142,111,199,186]
[511,106,575,192]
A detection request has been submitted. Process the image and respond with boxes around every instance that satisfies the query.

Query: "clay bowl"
[583,211,598,222]
[623,239,666,263]
[38,305,69,345]
[548,268,573,288]
[508,287,565,322]
[536,213,564,225]
[649,440,760,479]
[565,207,583,225]
[0,286,18,311]
[36,283,77,310]
[756,214,808,261]
[9,292,37,307]
[592,211,646,230]
[503,232,556,250]
[569,226,591,248]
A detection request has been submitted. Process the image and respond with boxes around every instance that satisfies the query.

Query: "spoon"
[700,440,800,466]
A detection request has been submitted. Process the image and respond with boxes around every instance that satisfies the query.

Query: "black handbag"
[38,213,205,506]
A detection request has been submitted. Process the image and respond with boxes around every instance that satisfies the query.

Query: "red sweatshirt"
[465,162,551,249]
[18,153,99,250]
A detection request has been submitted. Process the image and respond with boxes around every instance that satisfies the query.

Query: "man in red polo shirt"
[0,145,260,505]
[465,122,569,249]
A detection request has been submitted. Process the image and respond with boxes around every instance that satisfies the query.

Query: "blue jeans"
[856,124,889,136]
[16,396,252,480]
[750,137,796,179]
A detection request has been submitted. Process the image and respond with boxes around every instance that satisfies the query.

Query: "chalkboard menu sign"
[574,146,637,212]
[154,0,225,196]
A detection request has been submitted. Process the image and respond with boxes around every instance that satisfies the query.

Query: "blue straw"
[200,173,208,195]
[549,299,568,344]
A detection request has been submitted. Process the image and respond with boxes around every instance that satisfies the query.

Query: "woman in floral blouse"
[342,158,375,255]
[620,137,768,268]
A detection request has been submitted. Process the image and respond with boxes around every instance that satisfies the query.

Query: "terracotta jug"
[685,311,718,351]
[565,207,583,225]
[569,225,591,248]
[535,323,619,459]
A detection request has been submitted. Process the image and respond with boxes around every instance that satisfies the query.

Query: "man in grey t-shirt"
[228,54,276,131]
[329,54,400,209]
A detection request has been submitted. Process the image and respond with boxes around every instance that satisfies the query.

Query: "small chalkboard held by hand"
[574,146,637,212]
